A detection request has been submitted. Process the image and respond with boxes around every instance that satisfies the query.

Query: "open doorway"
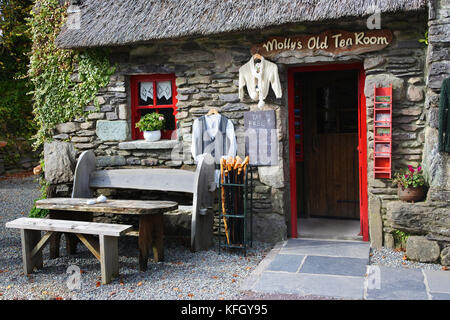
[288,63,368,241]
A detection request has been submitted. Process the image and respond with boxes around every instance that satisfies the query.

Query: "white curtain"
[157,81,172,100]
[140,82,153,101]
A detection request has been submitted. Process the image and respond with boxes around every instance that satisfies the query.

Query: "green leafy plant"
[135,113,166,132]
[27,0,115,149]
[0,1,36,163]
[392,229,409,249]
[419,31,428,46]
[29,201,49,218]
[392,165,426,190]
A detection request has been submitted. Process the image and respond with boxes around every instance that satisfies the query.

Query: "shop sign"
[251,29,393,57]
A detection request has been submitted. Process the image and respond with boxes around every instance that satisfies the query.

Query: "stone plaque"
[251,29,393,58]
[244,110,278,166]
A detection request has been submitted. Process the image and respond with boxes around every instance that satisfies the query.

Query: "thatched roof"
[56,0,427,49]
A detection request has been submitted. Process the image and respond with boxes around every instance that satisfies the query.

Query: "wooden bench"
[6,217,132,284]
[36,198,177,271]
[71,150,216,252]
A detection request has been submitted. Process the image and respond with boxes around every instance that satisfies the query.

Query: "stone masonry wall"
[47,12,432,245]
[382,0,450,266]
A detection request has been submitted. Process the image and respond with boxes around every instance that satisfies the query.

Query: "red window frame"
[130,74,178,140]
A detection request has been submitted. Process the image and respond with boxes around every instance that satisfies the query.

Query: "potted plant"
[135,113,165,142]
[392,165,426,202]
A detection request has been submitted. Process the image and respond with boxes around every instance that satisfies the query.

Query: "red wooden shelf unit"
[373,84,392,179]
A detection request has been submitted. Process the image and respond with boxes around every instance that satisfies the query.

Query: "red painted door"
[288,63,368,241]
[357,68,369,241]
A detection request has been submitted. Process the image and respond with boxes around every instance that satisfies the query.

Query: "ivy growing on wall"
[27,0,115,149]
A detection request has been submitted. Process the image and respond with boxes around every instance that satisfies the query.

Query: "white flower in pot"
[135,113,165,142]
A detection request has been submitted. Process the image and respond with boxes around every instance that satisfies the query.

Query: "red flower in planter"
[393,164,426,190]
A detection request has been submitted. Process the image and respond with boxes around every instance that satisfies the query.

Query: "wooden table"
[35,198,178,271]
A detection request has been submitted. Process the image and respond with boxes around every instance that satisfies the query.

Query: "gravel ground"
[0,176,274,300]
[369,247,443,271]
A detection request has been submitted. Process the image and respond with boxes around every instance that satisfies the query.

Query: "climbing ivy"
[27,0,115,149]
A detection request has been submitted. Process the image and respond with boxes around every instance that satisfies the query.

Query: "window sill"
[118,139,178,150]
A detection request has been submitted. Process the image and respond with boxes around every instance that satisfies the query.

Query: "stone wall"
[46,11,435,245]
[0,140,40,176]
[423,0,450,202]
[50,32,290,243]
[382,0,450,266]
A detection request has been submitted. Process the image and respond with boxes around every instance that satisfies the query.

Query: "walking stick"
[233,156,243,244]
[225,157,234,243]
[220,157,230,245]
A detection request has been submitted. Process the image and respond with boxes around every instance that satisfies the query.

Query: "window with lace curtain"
[130,74,178,140]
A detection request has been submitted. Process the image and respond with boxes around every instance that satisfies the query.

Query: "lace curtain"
[140,82,153,101]
[140,81,172,102]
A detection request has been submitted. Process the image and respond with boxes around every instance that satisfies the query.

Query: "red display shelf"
[373,85,392,179]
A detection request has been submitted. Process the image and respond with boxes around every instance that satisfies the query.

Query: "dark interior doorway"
[294,69,360,220]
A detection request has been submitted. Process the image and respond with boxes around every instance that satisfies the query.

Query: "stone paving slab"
[252,271,365,300]
[422,269,450,295]
[299,256,368,277]
[365,266,429,300]
[430,292,450,300]
[280,238,370,259]
[266,254,306,273]
[241,239,450,300]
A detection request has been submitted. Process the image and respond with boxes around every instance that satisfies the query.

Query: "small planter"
[143,130,161,142]
[398,186,425,202]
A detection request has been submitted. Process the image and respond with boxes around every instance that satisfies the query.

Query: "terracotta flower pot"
[398,186,425,202]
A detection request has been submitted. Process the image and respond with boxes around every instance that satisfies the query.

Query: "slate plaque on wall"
[244,110,278,166]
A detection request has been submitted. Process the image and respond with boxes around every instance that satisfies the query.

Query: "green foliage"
[418,31,428,46]
[29,200,49,218]
[0,79,35,137]
[392,165,426,189]
[27,0,115,149]
[392,229,409,248]
[0,0,34,79]
[135,112,166,132]
[0,0,36,161]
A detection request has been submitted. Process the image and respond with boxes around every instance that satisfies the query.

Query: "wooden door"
[303,70,360,219]
[306,133,359,218]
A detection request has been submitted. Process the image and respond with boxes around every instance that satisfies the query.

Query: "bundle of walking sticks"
[220,155,250,246]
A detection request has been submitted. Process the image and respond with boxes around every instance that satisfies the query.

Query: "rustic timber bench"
[44,150,216,270]
[6,217,132,284]
[35,198,178,271]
